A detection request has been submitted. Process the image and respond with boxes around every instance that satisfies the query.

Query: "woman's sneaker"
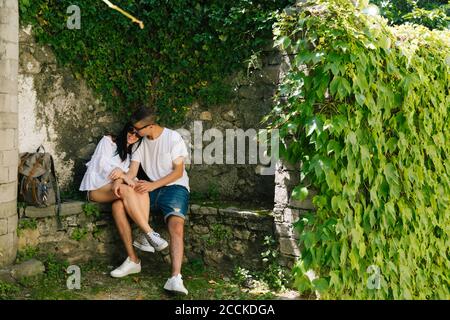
[164,274,188,295]
[110,257,141,278]
[133,233,155,253]
[145,231,169,251]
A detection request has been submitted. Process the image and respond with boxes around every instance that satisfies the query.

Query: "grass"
[1,254,299,300]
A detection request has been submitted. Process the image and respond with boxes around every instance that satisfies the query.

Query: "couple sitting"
[79,106,190,295]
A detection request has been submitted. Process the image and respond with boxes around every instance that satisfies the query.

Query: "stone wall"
[17,201,275,272]
[273,160,317,268]
[0,0,19,267]
[18,25,123,189]
[17,25,281,203]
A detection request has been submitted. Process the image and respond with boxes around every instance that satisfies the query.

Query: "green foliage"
[82,202,101,220]
[202,224,232,246]
[0,281,20,300]
[44,254,69,281]
[70,227,89,241]
[370,0,449,29]
[17,218,38,232]
[260,236,290,290]
[268,0,450,299]
[19,0,292,125]
[233,236,290,291]
[16,246,40,263]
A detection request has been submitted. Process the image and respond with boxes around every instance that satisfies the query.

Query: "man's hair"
[130,105,157,125]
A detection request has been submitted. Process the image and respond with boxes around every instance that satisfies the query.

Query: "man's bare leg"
[111,199,139,263]
[167,216,185,276]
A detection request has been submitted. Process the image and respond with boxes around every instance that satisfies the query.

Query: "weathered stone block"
[234,229,251,240]
[0,218,7,235]
[189,204,201,215]
[7,213,17,233]
[0,129,15,150]
[0,181,16,202]
[0,268,15,284]
[191,224,209,235]
[60,201,84,216]
[199,206,218,215]
[283,207,300,224]
[274,184,289,205]
[0,200,16,219]
[0,149,18,166]
[0,93,17,113]
[275,222,293,238]
[0,232,17,266]
[279,237,301,257]
[0,112,17,129]
[230,240,246,255]
[10,259,45,280]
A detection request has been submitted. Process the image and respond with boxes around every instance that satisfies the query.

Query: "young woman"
[79,123,168,277]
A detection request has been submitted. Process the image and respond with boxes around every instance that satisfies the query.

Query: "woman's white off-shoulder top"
[79,136,130,191]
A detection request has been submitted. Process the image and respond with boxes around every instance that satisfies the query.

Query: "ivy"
[268,0,450,299]
[370,0,449,30]
[19,0,293,125]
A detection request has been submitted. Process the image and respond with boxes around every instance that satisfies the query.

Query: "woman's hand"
[122,175,136,188]
[109,168,124,181]
[135,180,156,193]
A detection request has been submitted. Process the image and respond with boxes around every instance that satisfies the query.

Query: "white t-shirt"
[131,128,190,191]
[79,136,130,191]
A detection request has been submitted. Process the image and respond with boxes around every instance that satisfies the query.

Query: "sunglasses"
[134,122,154,131]
[127,127,141,137]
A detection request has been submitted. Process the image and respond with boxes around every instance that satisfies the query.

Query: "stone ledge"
[24,200,85,218]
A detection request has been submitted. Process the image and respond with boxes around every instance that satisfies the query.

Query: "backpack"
[18,146,61,228]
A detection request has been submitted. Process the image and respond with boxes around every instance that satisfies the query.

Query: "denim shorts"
[149,185,189,222]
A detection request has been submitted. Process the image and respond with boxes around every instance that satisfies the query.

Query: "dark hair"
[130,105,157,125]
[111,122,142,162]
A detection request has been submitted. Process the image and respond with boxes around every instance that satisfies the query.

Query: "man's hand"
[109,167,124,181]
[112,180,122,198]
[135,180,156,193]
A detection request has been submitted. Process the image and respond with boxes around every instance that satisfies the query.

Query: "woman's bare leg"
[88,183,119,203]
[89,183,153,234]
[136,191,151,231]
[118,185,152,234]
[111,200,139,263]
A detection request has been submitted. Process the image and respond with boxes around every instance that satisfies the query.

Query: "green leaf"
[292,186,309,202]
[312,278,329,293]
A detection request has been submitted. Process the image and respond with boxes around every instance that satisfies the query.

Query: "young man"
[111,106,190,295]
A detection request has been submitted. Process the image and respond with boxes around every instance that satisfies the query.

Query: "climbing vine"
[268,0,450,299]
[19,0,293,125]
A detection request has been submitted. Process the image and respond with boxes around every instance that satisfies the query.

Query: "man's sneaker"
[145,231,169,251]
[164,274,188,295]
[133,233,155,253]
[110,257,141,278]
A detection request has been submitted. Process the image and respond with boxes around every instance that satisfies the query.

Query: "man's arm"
[134,157,184,193]
[111,161,141,197]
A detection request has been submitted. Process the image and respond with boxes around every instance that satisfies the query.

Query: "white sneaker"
[110,257,141,278]
[133,233,155,253]
[164,274,188,295]
[145,231,169,251]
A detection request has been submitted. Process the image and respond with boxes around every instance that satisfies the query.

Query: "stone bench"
[17,200,275,272]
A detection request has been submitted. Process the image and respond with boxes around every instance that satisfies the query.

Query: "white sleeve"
[88,136,117,176]
[170,132,189,162]
[131,141,143,163]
